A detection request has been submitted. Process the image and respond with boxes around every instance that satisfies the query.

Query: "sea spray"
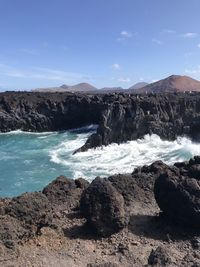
[0,128,200,197]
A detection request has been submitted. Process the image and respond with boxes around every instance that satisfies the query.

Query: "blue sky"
[0,0,200,90]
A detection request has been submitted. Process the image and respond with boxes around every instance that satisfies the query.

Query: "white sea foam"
[49,134,200,181]
[0,130,57,135]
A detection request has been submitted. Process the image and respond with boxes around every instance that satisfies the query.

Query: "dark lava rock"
[181,252,200,267]
[80,177,127,236]
[108,161,169,207]
[0,215,29,249]
[154,164,200,227]
[148,246,172,266]
[75,177,90,189]
[42,176,88,210]
[5,192,52,231]
[108,174,141,205]
[191,237,200,250]
[1,91,200,153]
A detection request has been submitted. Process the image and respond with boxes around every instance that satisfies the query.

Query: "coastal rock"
[5,192,53,231]
[1,92,200,152]
[42,176,88,210]
[80,177,127,236]
[0,215,28,249]
[148,246,172,266]
[154,159,200,226]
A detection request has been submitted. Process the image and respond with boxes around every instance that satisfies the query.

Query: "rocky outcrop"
[2,159,200,265]
[4,192,53,232]
[42,176,89,210]
[1,92,200,153]
[80,177,127,236]
[154,156,200,227]
[148,246,172,266]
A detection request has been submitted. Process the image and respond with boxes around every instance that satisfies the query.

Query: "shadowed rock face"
[154,156,200,227]
[80,177,127,237]
[1,91,200,152]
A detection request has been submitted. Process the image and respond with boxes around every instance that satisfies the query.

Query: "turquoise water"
[0,126,200,197]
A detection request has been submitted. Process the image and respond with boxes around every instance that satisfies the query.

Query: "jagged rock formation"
[2,158,200,265]
[154,156,200,227]
[1,91,200,154]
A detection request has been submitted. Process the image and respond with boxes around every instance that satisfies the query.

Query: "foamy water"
[0,126,199,197]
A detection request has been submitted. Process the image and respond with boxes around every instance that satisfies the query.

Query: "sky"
[0,0,200,90]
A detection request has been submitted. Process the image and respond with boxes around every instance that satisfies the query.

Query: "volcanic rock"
[154,159,200,227]
[0,215,29,249]
[1,91,200,153]
[5,192,53,231]
[42,176,88,210]
[148,246,172,266]
[80,177,127,236]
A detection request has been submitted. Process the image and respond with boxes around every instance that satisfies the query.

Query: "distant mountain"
[70,83,97,92]
[99,87,124,93]
[133,75,200,93]
[33,82,97,92]
[128,82,149,90]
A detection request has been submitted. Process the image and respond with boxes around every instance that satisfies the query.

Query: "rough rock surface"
[2,159,200,266]
[1,92,200,153]
[42,176,89,211]
[0,215,29,249]
[148,246,172,266]
[87,263,119,267]
[5,192,53,231]
[80,177,127,236]
[154,156,200,227]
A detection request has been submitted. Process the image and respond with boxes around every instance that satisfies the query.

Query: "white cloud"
[118,77,131,83]
[120,31,132,38]
[161,29,176,34]
[0,63,90,83]
[152,79,159,83]
[111,63,120,70]
[117,30,134,41]
[182,32,198,38]
[152,38,163,45]
[185,66,200,75]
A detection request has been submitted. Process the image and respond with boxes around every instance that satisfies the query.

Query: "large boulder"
[154,164,200,227]
[80,177,127,236]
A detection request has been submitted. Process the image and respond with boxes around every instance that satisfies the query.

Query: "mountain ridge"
[132,75,200,93]
[32,75,200,94]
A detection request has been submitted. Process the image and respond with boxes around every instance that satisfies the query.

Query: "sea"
[0,124,200,197]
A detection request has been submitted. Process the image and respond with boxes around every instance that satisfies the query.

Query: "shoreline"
[1,158,200,266]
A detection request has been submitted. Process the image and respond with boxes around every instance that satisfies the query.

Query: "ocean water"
[0,125,200,197]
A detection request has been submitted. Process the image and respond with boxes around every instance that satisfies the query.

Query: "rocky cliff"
[1,91,200,153]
